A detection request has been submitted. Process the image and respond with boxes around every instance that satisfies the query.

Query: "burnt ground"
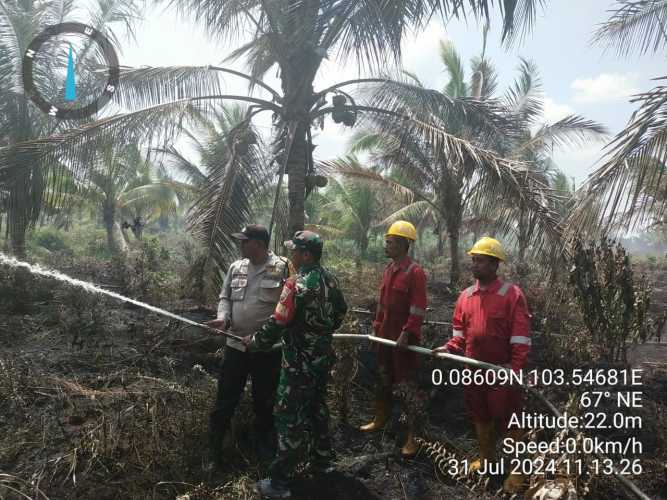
[0,262,665,500]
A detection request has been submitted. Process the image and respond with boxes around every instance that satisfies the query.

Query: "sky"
[115,1,666,186]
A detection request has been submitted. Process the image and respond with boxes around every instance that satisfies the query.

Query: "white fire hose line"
[331,333,652,500]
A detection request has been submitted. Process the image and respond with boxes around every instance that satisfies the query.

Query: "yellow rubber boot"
[359,392,392,432]
[400,420,419,458]
[503,428,527,494]
[468,420,496,473]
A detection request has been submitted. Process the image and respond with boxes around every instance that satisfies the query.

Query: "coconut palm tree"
[0,0,142,257]
[0,0,547,259]
[318,156,381,261]
[500,60,607,263]
[337,43,604,283]
[84,143,188,254]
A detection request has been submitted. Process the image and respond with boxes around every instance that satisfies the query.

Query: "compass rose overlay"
[22,22,120,120]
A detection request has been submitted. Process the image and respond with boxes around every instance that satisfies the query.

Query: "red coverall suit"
[373,256,428,382]
[445,278,531,429]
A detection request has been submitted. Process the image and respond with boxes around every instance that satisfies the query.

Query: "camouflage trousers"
[269,360,333,483]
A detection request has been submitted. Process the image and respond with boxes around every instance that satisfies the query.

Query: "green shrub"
[569,239,666,363]
[31,227,71,253]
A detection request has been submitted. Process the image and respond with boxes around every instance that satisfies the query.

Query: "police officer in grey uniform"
[205,225,288,464]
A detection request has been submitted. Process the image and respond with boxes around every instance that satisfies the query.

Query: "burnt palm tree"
[337,43,604,283]
[500,60,607,263]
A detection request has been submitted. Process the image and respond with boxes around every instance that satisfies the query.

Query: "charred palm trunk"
[448,229,460,285]
[8,178,29,259]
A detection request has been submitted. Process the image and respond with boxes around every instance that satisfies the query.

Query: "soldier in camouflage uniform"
[243,230,347,499]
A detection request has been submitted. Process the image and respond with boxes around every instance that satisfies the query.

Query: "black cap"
[231,224,270,243]
[284,230,323,255]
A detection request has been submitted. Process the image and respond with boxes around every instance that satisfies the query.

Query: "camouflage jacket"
[250,264,348,368]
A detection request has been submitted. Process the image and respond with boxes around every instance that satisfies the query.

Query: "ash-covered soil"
[0,261,665,500]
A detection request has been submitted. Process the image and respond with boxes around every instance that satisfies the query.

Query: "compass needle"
[65,44,77,102]
[23,23,119,119]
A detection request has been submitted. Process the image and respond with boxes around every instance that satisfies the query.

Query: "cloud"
[571,73,639,103]
[542,97,574,124]
[553,145,606,185]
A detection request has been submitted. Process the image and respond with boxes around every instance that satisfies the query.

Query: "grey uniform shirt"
[217,252,288,350]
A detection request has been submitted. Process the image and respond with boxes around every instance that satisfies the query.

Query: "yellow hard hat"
[385,220,417,241]
[468,236,506,261]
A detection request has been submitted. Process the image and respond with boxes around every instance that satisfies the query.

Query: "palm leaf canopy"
[593,0,667,56]
[179,105,274,285]
[344,66,569,266]
[568,83,667,238]
[163,0,546,73]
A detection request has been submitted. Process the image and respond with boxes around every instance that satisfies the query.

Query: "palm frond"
[378,200,431,226]
[185,106,272,287]
[500,0,546,46]
[113,66,224,110]
[401,70,425,87]
[155,146,207,186]
[225,33,279,81]
[86,0,143,48]
[521,115,608,154]
[0,1,23,93]
[366,76,518,144]
[593,0,667,56]
[403,117,564,265]
[43,0,76,26]
[0,99,204,215]
[159,0,262,45]
[568,81,667,237]
[503,57,543,125]
[470,56,498,98]
[319,0,544,69]
[347,130,386,154]
[439,40,467,98]
[320,157,416,202]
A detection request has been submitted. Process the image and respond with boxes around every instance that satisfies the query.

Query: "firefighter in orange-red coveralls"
[359,221,427,457]
[434,237,531,494]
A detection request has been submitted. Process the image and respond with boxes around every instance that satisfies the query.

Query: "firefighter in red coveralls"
[359,221,427,458]
[434,237,531,494]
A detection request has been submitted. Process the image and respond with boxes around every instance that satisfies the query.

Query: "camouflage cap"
[284,230,323,255]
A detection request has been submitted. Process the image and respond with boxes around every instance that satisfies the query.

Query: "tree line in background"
[0,0,666,287]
